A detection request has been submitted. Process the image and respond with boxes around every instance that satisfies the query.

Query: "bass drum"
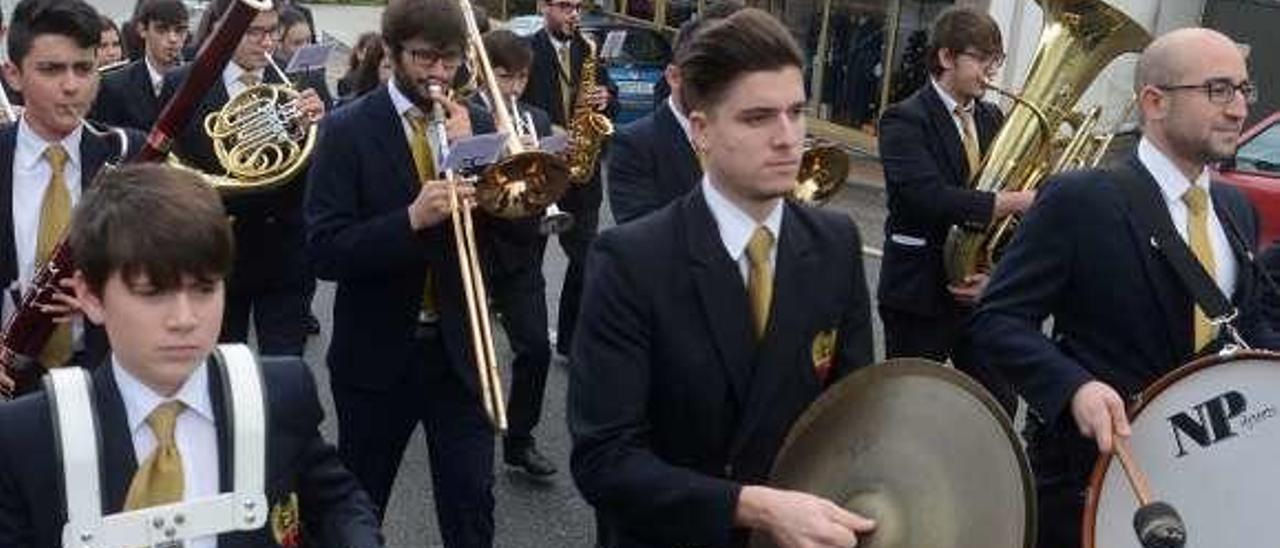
[1084,350,1280,547]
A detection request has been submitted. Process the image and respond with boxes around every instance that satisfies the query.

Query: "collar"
[222,61,262,90]
[701,175,784,262]
[667,95,693,142]
[112,354,216,435]
[931,77,972,115]
[548,31,571,52]
[387,75,422,119]
[15,115,84,171]
[1138,136,1210,206]
[144,55,165,91]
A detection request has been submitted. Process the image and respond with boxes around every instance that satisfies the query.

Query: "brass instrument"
[942,0,1150,284]
[563,31,614,185]
[790,145,849,205]
[508,94,574,234]
[169,54,317,194]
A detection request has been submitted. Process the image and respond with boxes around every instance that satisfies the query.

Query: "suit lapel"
[920,84,968,186]
[1211,184,1255,303]
[79,128,111,190]
[731,203,819,456]
[0,127,16,284]
[207,357,234,493]
[684,191,753,403]
[91,363,139,514]
[365,86,419,198]
[655,103,700,185]
[1118,156,1191,357]
[129,61,159,120]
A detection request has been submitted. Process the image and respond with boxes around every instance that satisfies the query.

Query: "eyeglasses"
[959,49,1005,70]
[1157,79,1258,105]
[243,24,281,42]
[547,1,583,12]
[403,47,464,71]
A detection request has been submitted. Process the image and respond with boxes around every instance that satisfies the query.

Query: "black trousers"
[220,218,310,356]
[880,304,1019,416]
[1024,417,1097,548]
[488,237,553,450]
[332,336,495,548]
[553,177,602,356]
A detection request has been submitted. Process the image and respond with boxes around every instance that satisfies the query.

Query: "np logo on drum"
[1167,390,1277,458]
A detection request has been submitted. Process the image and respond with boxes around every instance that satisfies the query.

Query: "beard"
[392,64,450,111]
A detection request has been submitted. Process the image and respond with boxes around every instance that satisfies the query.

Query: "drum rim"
[753,357,1038,548]
[1079,348,1280,547]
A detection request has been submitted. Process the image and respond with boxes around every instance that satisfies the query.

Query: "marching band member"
[0,0,141,395]
[95,15,124,67]
[90,0,190,132]
[876,6,1024,414]
[606,0,740,225]
[0,163,382,548]
[476,28,559,478]
[159,0,327,358]
[521,0,617,362]
[971,28,1280,548]
[569,10,875,548]
[305,0,499,544]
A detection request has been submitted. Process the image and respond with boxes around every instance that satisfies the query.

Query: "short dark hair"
[672,0,743,62]
[7,0,103,65]
[483,29,532,72]
[382,0,466,57]
[677,8,802,114]
[99,15,119,36]
[925,6,1002,76]
[70,164,233,297]
[348,31,381,72]
[136,0,189,28]
[279,5,309,34]
[193,0,279,51]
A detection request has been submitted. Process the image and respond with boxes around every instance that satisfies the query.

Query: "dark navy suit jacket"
[606,100,701,224]
[569,190,874,547]
[90,59,163,132]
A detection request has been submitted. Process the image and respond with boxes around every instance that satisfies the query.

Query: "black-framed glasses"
[959,49,1005,70]
[1158,79,1258,105]
[403,47,464,71]
[244,24,281,42]
[547,1,583,12]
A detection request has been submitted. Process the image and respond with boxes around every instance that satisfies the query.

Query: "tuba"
[563,31,614,185]
[790,145,850,205]
[942,0,1150,283]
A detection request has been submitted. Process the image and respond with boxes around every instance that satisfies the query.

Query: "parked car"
[504,13,671,123]
[1213,111,1280,246]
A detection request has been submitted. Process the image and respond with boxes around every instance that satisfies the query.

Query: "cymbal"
[749,358,1035,548]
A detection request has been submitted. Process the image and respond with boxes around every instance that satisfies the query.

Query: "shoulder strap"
[44,368,103,536]
[1110,165,1237,324]
[214,343,267,494]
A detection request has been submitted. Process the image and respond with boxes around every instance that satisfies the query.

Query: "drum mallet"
[1114,437,1187,548]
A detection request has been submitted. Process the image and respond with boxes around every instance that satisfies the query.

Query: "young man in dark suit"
[521,0,617,360]
[305,0,500,544]
[569,10,876,548]
[159,0,327,358]
[606,1,740,224]
[0,163,382,548]
[0,0,142,395]
[90,0,188,131]
[876,6,1029,413]
[971,28,1280,548]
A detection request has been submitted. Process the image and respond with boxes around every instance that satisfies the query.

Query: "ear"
[2,60,21,94]
[73,271,107,326]
[1137,85,1167,122]
[937,47,958,73]
[689,110,710,153]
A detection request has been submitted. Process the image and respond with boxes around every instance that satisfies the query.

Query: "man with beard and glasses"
[970,28,1280,548]
[91,0,188,131]
[305,0,499,545]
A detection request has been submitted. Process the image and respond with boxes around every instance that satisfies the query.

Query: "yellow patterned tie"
[955,105,981,175]
[124,401,186,510]
[557,46,573,121]
[406,111,439,316]
[1183,186,1218,351]
[37,145,72,368]
[746,226,775,340]
[237,71,259,88]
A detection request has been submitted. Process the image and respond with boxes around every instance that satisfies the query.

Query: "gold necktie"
[237,71,260,88]
[955,105,981,175]
[37,145,72,368]
[406,111,438,315]
[557,46,573,120]
[1183,186,1218,351]
[124,401,186,510]
[746,226,775,340]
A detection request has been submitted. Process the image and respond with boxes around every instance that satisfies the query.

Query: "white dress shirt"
[931,78,972,139]
[113,356,219,548]
[701,176,784,283]
[1138,137,1237,298]
[5,117,84,344]
[222,62,263,99]
[144,55,165,97]
[388,75,425,155]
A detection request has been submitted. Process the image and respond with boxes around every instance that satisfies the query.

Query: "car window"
[1237,120,1280,175]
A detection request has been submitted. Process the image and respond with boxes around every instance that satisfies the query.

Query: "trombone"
[429,84,508,432]
[507,93,574,234]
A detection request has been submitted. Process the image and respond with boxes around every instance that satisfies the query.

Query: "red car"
[1213,111,1280,246]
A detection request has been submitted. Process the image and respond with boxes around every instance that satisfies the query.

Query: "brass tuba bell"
[790,145,849,205]
[942,0,1151,283]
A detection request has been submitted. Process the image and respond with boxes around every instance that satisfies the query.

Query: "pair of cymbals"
[750,359,1035,548]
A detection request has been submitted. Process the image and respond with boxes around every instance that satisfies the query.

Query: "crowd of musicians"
[0,0,1272,546]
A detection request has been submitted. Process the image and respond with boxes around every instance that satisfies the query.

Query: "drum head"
[750,359,1035,548]
[1086,351,1280,547]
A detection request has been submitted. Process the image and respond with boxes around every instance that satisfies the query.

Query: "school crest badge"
[271,492,301,548]
[811,329,837,383]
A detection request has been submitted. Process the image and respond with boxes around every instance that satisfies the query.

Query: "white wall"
[985,0,1206,132]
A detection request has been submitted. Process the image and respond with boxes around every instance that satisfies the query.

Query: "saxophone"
[564,32,614,185]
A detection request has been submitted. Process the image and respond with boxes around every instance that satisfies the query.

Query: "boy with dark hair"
[91,0,189,131]
[0,163,382,548]
[0,0,140,395]
[876,5,1023,413]
[569,8,876,548]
